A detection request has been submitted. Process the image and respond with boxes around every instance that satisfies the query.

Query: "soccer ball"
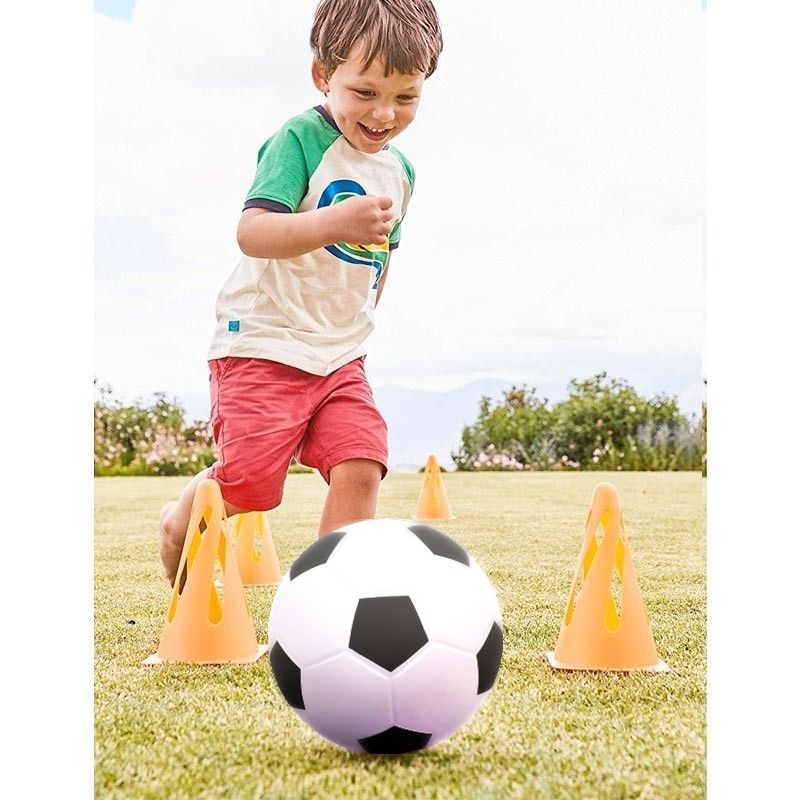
[267,519,503,754]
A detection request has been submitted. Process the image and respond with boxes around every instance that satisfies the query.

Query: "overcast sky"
[95,0,704,414]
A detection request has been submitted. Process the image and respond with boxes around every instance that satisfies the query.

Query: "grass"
[95,471,705,799]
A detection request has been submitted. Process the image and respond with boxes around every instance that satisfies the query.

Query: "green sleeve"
[387,146,415,247]
[245,110,340,212]
[392,148,416,191]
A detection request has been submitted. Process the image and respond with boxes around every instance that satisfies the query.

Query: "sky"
[95,0,705,416]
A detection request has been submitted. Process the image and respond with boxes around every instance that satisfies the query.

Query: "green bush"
[551,373,700,470]
[452,373,702,472]
[453,387,556,471]
[94,384,216,476]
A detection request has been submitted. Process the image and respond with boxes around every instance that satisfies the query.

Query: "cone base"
[546,651,670,673]
[143,643,268,666]
[413,515,454,521]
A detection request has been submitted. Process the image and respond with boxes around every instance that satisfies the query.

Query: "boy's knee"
[331,459,382,491]
[159,501,191,546]
[160,513,186,548]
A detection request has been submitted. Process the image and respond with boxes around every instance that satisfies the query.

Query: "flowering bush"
[470,445,527,471]
[452,373,703,472]
[550,374,701,470]
[94,384,216,476]
[453,387,558,471]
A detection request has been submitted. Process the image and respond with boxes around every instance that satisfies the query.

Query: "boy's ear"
[311,58,330,94]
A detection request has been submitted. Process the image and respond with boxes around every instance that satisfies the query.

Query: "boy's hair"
[310,0,443,78]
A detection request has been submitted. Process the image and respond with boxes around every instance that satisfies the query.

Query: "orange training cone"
[546,482,668,672]
[144,479,267,665]
[233,511,282,586]
[414,454,453,520]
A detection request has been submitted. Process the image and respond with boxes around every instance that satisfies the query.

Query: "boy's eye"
[397,95,417,103]
[354,89,375,98]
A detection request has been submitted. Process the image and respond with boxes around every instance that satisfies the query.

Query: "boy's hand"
[327,195,394,246]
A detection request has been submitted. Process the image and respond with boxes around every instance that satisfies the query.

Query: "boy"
[159,0,444,584]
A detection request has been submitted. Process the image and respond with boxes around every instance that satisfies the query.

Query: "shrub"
[452,387,557,471]
[453,373,702,472]
[94,384,216,476]
[550,373,700,470]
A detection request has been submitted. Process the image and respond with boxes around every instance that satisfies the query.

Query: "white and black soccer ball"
[267,519,503,754]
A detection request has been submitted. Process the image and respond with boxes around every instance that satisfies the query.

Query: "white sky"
[95,0,704,410]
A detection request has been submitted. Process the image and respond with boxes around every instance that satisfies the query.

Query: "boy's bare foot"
[157,471,248,586]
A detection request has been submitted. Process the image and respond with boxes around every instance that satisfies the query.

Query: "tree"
[452,373,702,471]
[453,386,555,470]
[550,373,684,469]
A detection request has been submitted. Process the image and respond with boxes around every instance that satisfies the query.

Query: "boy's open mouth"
[358,123,391,142]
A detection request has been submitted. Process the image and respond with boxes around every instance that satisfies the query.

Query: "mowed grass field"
[95,471,705,800]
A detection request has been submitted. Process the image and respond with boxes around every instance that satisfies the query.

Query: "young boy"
[159,0,444,584]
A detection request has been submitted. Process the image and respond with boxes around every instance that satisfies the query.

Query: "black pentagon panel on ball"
[408,524,469,566]
[349,596,428,672]
[358,725,433,754]
[289,529,347,580]
[476,621,503,694]
[269,641,305,709]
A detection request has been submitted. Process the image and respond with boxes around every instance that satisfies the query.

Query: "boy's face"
[312,48,425,154]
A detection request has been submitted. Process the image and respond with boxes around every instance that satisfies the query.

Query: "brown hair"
[310,0,443,78]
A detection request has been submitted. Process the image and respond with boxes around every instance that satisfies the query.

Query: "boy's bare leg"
[317,458,383,537]
[158,468,248,584]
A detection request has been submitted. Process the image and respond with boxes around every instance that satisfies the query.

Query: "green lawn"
[95,472,705,799]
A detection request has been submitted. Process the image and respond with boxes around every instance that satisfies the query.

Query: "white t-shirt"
[207,106,415,376]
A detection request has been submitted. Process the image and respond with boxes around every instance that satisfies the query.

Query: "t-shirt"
[207,106,415,376]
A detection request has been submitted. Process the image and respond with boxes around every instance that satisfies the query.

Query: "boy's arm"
[238,196,395,260]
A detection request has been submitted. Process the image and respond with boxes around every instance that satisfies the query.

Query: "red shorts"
[207,356,388,510]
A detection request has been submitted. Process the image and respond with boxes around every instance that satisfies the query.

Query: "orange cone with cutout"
[414,454,453,520]
[144,479,267,665]
[546,482,668,672]
[233,511,281,586]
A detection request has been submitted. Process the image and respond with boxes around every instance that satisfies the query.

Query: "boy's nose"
[372,105,395,124]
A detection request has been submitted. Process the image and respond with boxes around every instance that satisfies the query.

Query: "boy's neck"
[316,103,341,133]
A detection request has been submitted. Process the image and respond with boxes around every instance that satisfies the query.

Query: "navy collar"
[315,104,341,133]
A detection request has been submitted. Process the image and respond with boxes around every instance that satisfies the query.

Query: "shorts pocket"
[209,357,236,384]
